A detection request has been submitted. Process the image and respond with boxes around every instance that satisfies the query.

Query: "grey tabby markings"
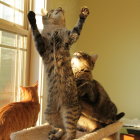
[27,7,89,140]
[71,51,125,131]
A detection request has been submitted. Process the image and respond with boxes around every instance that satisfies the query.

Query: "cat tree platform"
[10,121,123,140]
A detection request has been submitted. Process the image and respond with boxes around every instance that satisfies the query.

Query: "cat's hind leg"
[45,113,65,140]
[62,105,80,140]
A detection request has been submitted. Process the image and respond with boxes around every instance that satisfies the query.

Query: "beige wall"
[76,0,140,119]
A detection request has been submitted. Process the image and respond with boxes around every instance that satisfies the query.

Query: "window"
[34,0,47,29]
[0,0,48,125]
[0,0,29,107]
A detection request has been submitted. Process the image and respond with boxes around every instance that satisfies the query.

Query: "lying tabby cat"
[0,83,40,140]
[27,7,89,140]
[71,51,125,131]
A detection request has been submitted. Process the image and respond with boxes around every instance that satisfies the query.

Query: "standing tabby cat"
[0,83,40,140]
[27,7,89,140]
[71,52,125,131]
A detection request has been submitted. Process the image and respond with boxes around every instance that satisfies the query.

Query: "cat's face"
[71,51,98,72]
[20,83,38,101]
[41,7,65,26]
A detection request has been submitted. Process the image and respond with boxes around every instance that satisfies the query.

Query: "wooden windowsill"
[0,19,29,36]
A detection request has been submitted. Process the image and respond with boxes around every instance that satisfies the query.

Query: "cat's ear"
[20,86,25,92]
[91,54,98,63]
[41,8,48,16]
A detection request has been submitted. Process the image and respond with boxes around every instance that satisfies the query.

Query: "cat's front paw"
[27,11,36,25]
[80,6,89,18]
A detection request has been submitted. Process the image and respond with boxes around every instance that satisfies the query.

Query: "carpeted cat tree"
[10,121,123,140]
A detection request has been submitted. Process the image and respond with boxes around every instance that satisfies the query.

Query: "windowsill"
[0,19,29,36]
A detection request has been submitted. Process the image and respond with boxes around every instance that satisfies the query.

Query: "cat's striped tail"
[116,112,125,121]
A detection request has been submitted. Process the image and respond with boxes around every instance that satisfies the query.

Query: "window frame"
[0,0,31,104]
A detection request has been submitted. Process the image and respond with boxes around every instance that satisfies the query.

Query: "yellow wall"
[75,0,140,119]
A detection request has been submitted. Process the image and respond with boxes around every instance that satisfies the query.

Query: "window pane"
[15,10,24,26]
[14,0,24,11]
[18,35,27,49]
[0,30,27,107]
[16,50,27,101]
[0,3,24,25]
[18,50,26,85]
[34,0,45,14]
[24,37,27,49]
[0,0,24,11]
[0,31,27,49]
[0,48,17,107]
[36,15,43,30]
[0,0,14,8]
[0,31,16,47]
[34,0,45,29]
[0,4,14,23]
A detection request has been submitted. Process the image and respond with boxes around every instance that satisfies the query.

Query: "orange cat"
[0,83,40,140]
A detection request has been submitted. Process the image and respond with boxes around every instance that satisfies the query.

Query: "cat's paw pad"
[80,6,89,18]
[48,129,57,136]
[27,11,36,25]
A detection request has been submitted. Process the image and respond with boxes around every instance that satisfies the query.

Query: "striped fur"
[27,7,89,140]
[71,51,125,131]
[0,83,40,140]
